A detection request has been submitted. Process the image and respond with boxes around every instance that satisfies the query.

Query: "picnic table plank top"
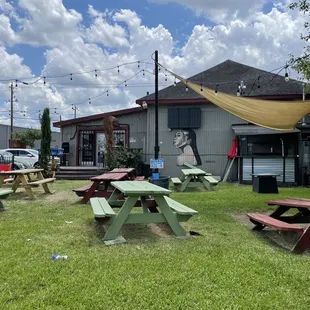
[110,168,135,173]
[267,198,310,208]
[0,168,43,175]
[111,181,171,195]
[181,168,208,176]
[90,172,128,181]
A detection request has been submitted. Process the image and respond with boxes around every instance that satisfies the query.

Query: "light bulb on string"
[107,90,109,97]
[138,61,140,68]
[142,69,145,76]
[54,108,57,114]
[165,75,167,82]
[257,77,261,89]
[70,74,73,81]
[117,66,120,74]
[285,72,289,82]
[185,83,188,92]
[89,98,91,104]
[15,80,18,87]
[125,81,127,87]
[43,77,46,85]
[215,84,219,95]
[95,70,98,78]
[237,83,241,96]
[174,78,177,87]
[200,83,203,92]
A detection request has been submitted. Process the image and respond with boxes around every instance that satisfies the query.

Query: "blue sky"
[0,0,306,128]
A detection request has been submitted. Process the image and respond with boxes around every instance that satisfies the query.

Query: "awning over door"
[231,125,300,136]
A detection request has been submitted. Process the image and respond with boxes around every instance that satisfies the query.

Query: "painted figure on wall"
[173,129,201,166]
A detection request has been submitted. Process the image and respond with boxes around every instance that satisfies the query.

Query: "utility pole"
[72,105,77,119]
[10,82,13,143]
[154,50,159,160]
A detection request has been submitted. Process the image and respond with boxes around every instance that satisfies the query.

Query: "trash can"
[143,164,151,178]
[148,175,170,189]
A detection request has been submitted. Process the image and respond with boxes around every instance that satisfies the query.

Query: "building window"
[168,107,201,129]
[114,130,126,147]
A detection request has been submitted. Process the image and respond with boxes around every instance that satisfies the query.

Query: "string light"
[15,80,18,87]
[95,70,98,78]
[185,81,188,92]
[142,69,145,76]
[43,77,46,85]
[215,84,219,94]
[70,74,73,81]
[88,98,91,104]
[138,61,140,68]
[285,66,289,82]
[106,90,109,97]
[117,66,120,74]
[200,83,203,92]
[125,80,127,87]
[257,77,261,89]
[237,83,241,96]
[174,78,177,87]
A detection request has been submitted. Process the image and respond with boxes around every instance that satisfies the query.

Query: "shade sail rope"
[160,65,310,130]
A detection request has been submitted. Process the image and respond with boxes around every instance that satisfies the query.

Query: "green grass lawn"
[1,181,310,309]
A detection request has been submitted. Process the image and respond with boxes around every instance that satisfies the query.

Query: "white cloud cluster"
[0,0,307,129]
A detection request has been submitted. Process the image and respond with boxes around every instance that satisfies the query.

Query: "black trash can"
[148,175,170,189]
[143,164,151,178]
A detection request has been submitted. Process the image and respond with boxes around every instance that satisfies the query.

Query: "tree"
[39,108,51,170]
[13,129,41,148]
[289,1,310,80]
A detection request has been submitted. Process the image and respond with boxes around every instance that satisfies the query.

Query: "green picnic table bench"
[90,181,198,245]
[0,189,13,210]
[171,168,218,192]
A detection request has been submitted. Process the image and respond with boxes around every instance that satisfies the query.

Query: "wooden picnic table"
[0,168,55,199]
[74,172,129,203]
[109,168,135,179]
[90,181,198,245]
[247,198,310,253]
[171,168,218,192]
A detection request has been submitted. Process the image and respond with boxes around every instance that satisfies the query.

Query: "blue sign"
[150,158,164,169]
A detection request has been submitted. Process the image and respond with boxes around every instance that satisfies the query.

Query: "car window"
[7,150,19,155]
[28,149,39,156]
[19,150,30,156]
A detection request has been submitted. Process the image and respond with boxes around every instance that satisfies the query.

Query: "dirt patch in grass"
[43,190,81,204]
[234,214,310,254]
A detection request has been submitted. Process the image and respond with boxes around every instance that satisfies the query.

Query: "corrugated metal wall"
[242,157,296,183]
[146,103,247,178]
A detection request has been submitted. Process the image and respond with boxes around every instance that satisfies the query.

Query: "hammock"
[166,70,310,130]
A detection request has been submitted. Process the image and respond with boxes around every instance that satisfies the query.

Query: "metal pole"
[154,50,159,160]
[10,82,13,144]
[302,83,306,125]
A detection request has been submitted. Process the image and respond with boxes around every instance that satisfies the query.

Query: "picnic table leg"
[154,196,188,237]
[103,196,138,243]
[11,175,21,192]
[36,171,53,194]
[0,175,5,187]
[82,181,100,203]
[179,176,192,192]
[292,226,310,254]
[199,175,213,191]
[18,174,36,199]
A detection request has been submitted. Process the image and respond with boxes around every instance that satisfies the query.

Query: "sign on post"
[150,158,164,169]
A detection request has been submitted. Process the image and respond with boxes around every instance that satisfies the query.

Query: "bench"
[0,189,13,210]
[3,177,14,183]
[72,184,92,197]
[90,197,116,222]
[164,196,198,222]
[28,178,55,186]
[204,176,218,190]
[171,177,182,190]
[247,213,310,254]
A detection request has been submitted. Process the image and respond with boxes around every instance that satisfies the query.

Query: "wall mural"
[173,129,201,166]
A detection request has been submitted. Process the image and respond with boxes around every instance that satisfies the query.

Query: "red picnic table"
[110,168,135,178]
[247,198,310,253]
[73,172,129,203]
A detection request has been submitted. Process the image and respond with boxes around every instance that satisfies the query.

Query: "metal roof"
[231,125,300,136]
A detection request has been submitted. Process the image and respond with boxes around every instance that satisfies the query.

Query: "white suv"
[3,148,39,167]
[3,148,60,168]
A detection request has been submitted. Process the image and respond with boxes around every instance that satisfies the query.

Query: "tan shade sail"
[167,70,310,130]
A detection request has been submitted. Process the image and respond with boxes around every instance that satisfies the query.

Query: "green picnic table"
[90,181,198,245]
[171,168,218,192]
